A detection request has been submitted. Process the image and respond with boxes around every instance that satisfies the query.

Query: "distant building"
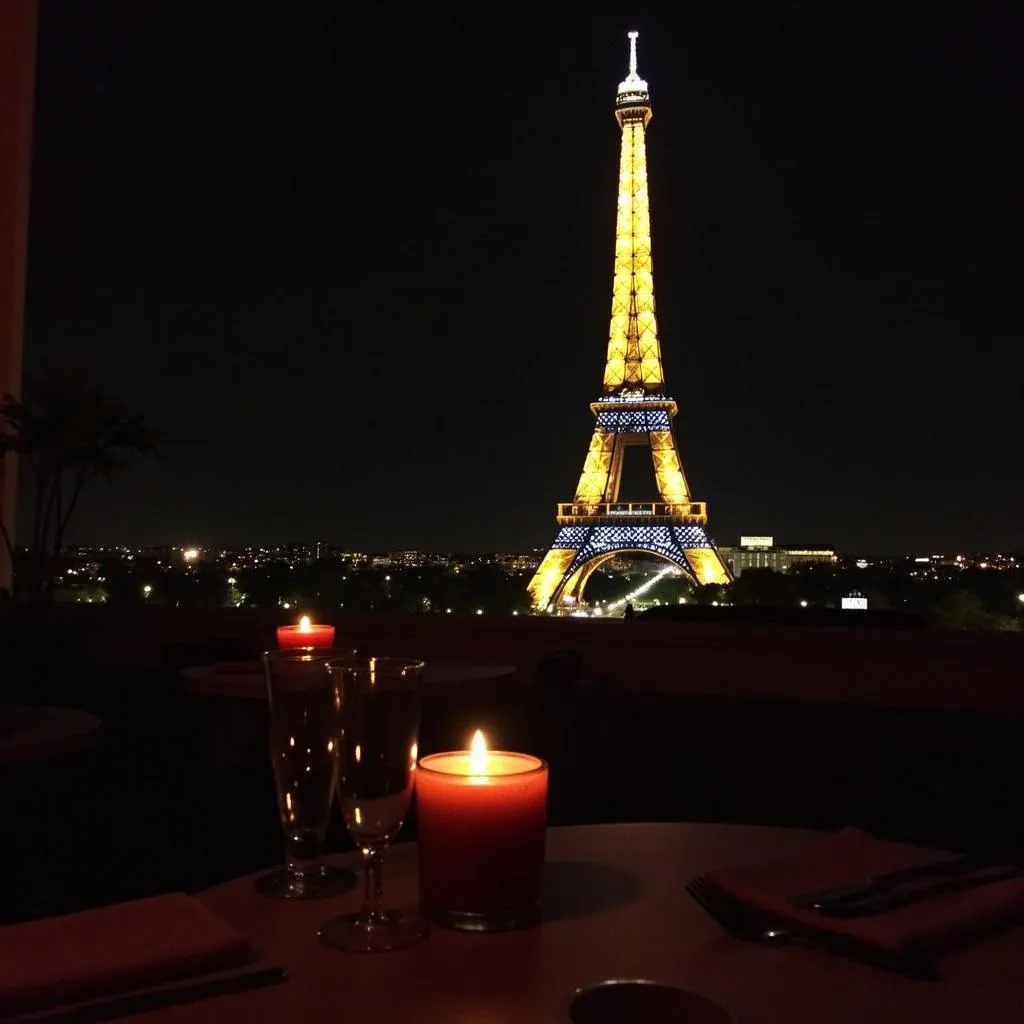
[499,552,542,572]
[719,536,837,577]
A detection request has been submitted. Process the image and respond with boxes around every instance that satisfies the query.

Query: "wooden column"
[0,0,38,592]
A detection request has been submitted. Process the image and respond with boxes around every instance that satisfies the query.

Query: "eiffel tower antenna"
[624,31,641,84]
[527,32,731,614]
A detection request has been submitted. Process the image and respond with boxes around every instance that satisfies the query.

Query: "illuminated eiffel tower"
[527,32,731,613]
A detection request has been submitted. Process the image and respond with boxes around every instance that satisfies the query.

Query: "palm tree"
[0,367,159,607]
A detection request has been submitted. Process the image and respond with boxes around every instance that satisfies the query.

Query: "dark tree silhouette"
[0,367,159,608]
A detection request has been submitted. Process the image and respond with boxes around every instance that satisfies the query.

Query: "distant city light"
[799,600,808,608]
[183,548,199,562]
[142,584,152,596]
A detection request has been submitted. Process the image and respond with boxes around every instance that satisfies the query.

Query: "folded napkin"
[0,893,254,1015]
[214,659,263,674]
[707,827,1024,955]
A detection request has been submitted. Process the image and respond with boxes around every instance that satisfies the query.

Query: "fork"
[686,876,940,981]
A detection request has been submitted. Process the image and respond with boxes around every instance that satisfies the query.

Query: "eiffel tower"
[527,32,731,613]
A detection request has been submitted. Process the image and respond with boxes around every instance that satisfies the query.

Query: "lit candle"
[417,730,548,931]
[276,615,335,650]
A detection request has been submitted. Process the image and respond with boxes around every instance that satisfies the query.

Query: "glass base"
[424,902,542,932]
[254,864,357,900]
[318,908,429,952]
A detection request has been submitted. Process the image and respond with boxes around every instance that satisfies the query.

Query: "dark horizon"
[20,1,1023,554]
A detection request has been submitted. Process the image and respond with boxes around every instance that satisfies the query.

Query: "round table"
[180,659,519,700]
[176,824,1024,1024]
[0,705,103,765]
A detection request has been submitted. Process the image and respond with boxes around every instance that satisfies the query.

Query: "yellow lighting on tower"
[527,32,732,614]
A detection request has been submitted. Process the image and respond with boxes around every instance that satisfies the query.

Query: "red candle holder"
[416,732,548,931]
[276,617,335,649]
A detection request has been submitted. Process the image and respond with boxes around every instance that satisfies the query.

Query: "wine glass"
[257,647,359,899]
[318,655,428,952]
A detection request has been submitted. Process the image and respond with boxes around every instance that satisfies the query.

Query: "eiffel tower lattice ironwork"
[527,32,731,613]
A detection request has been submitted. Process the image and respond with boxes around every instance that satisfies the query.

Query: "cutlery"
[22,964,289,1024]
[817,866,1024,918]
[790,854,996,909]
[686,876,939,981]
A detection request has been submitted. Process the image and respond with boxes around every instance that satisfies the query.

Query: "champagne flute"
[257,647,358,899]
[318,655,428,952]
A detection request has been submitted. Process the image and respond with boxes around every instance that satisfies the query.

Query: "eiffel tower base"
[527,521,730,613]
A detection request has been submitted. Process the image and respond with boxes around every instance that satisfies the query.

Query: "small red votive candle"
[276,615,335,650]
[417,730,548,931]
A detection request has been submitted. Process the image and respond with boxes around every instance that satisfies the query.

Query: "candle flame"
[469,729,488,774]
[298,615,312,632]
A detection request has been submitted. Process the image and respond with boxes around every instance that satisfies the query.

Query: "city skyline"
[21,2,1022,555]
[45,538,1024,566]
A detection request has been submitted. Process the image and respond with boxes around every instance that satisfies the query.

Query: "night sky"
[22,1,1023,554]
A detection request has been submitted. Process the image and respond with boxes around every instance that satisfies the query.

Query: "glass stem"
[364,849,385,923]
[286,828,325,876]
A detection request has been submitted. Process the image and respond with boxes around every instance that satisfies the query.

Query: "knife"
[817,866,1024,918]
[790,854,997,909]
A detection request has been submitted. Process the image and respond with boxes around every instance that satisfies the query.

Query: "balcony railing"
[556,501,707,523]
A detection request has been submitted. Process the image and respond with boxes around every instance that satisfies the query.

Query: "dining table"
[0,704,103,766]
[120,821,1024,1023]
[179,658,519,701]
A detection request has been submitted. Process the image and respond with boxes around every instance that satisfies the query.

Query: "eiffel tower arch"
[527,32,731,614]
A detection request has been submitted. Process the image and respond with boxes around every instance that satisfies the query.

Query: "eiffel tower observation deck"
[527,32,731,614]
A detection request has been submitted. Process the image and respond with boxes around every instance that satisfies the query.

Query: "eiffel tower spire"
[527,32,731,614]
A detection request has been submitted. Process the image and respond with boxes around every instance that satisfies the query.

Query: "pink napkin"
[213,660,263,674]
[0,893,254,1014]
[707,827,1024,955]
